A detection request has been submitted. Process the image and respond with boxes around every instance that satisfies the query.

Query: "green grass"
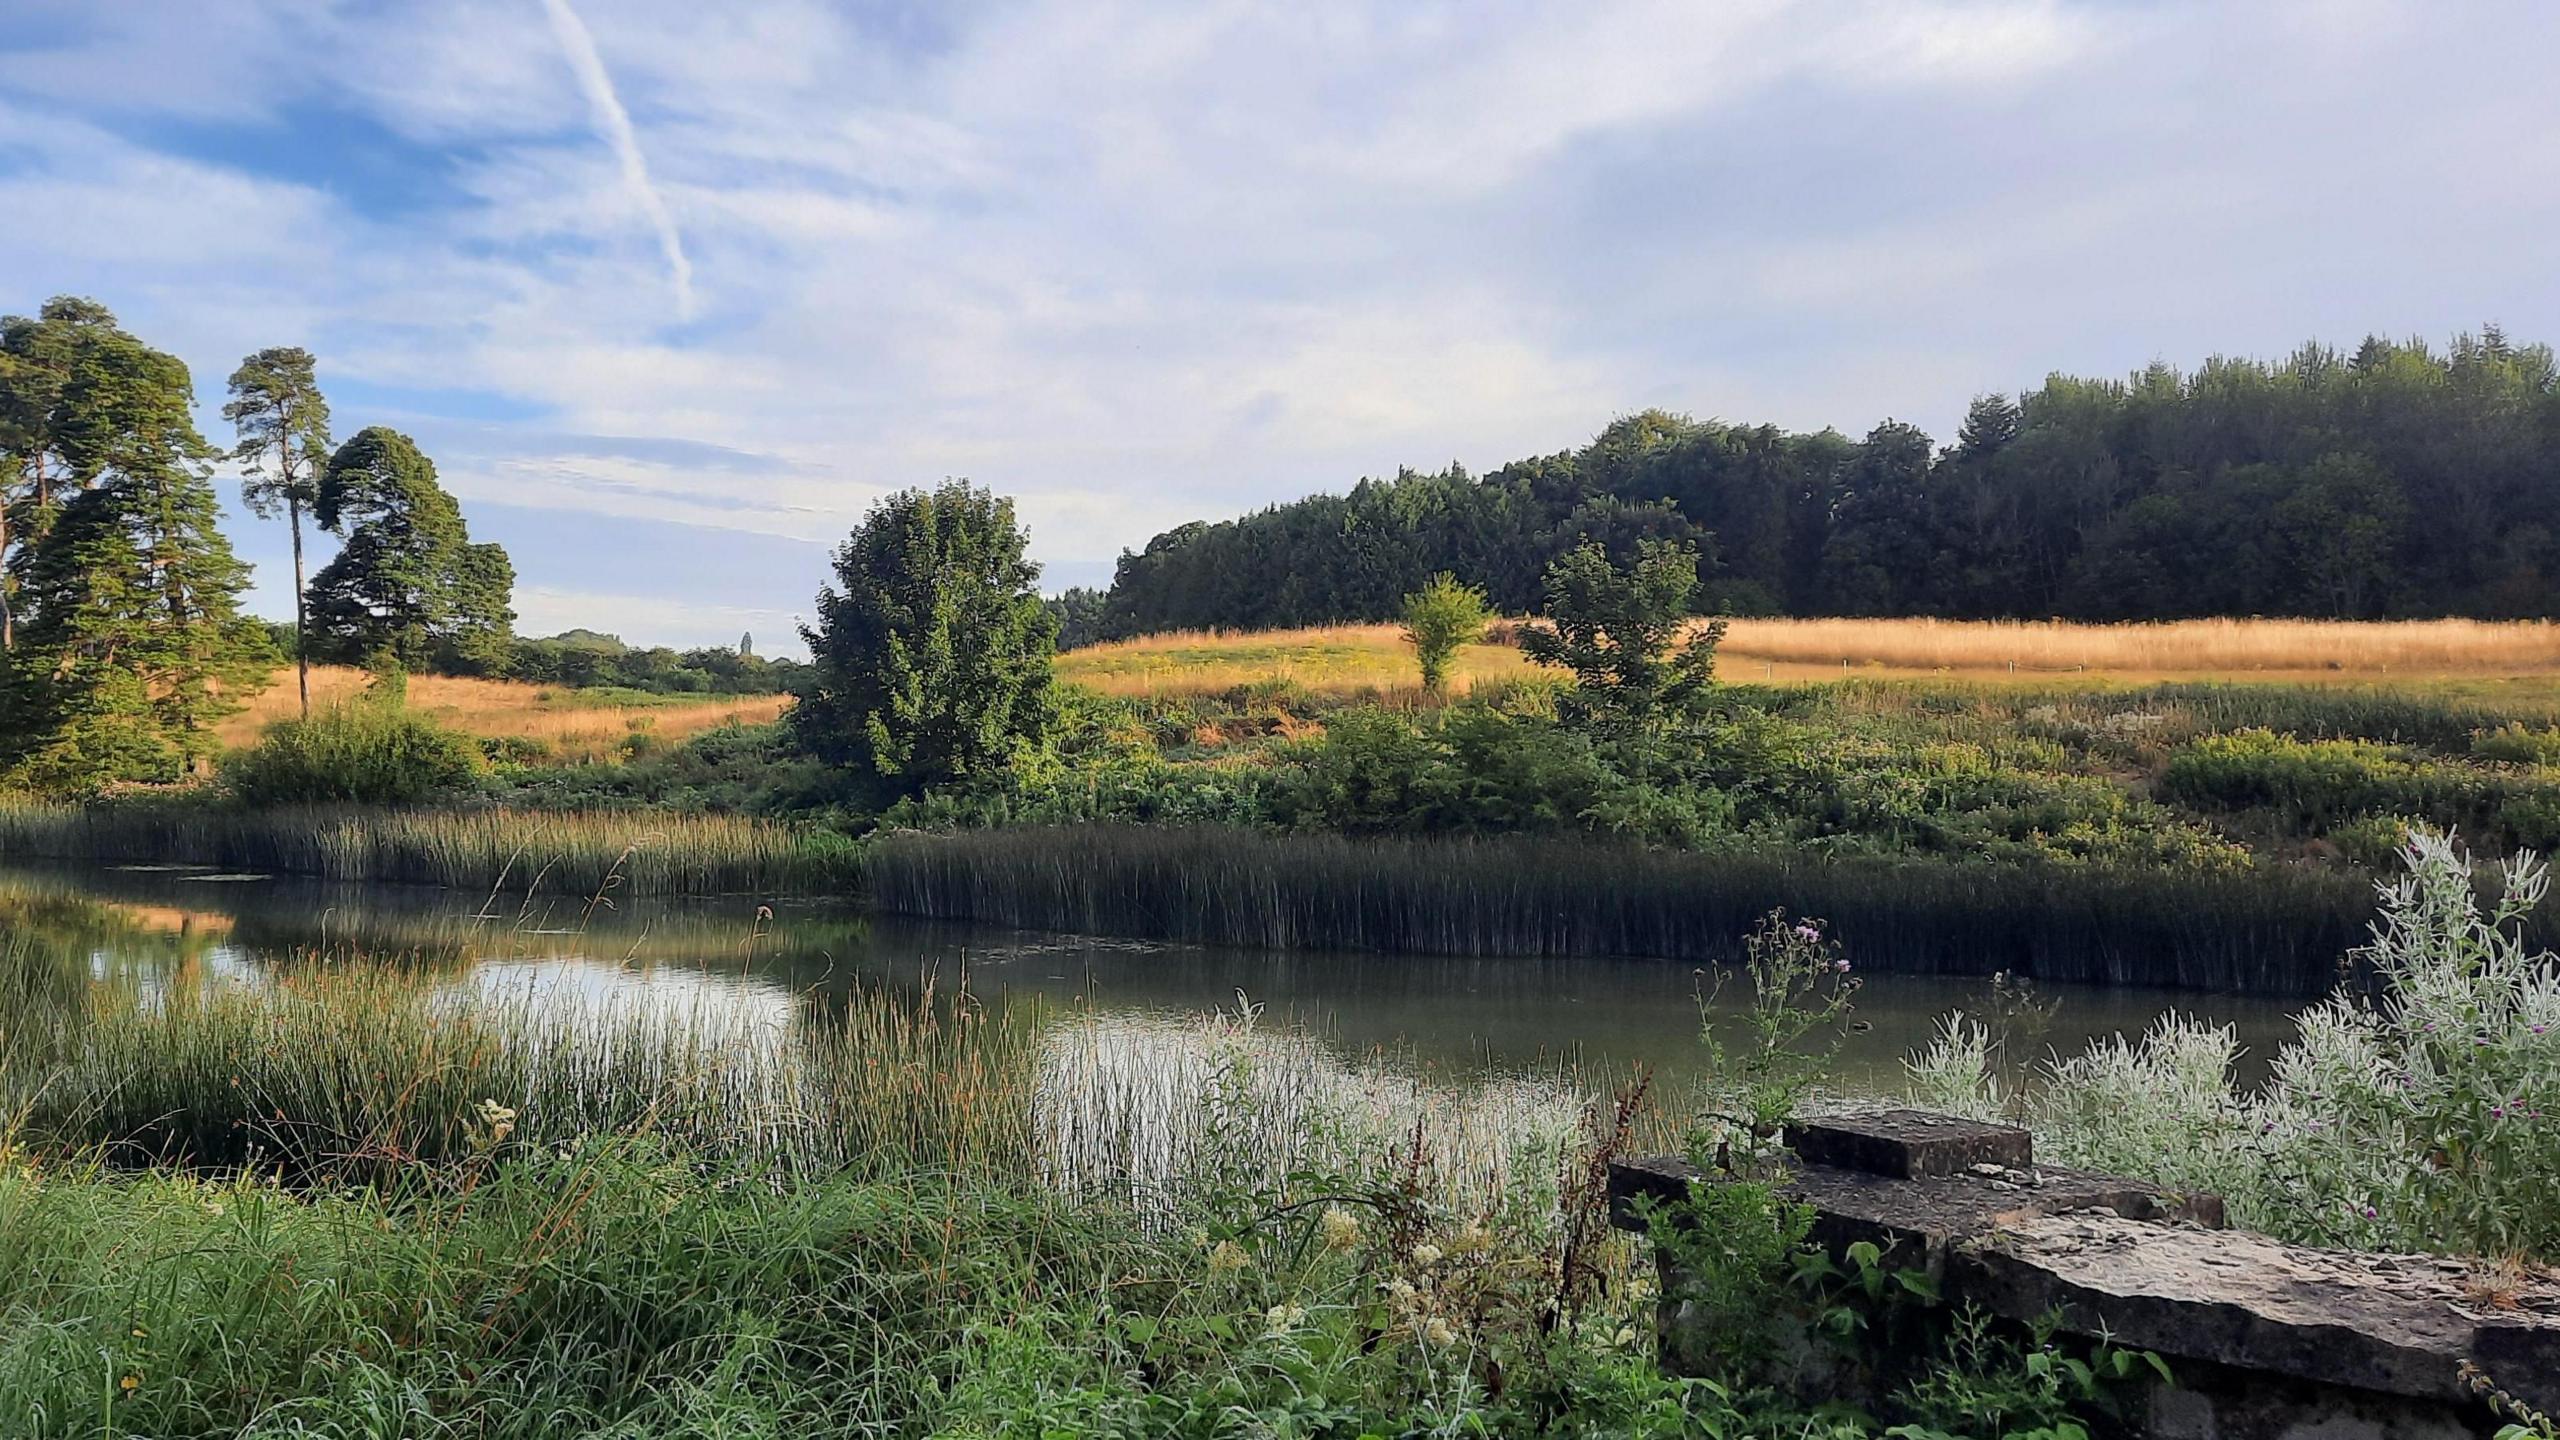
[0,946,1686,1438]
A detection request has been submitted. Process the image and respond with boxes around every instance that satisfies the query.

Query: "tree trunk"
[0,496,12,653]
[291,495,309,717]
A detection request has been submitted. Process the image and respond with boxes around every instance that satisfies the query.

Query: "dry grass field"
[217,667,791,762]
[1060,617,2560,697]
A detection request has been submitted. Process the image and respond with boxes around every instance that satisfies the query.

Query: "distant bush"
[225,703,487,806]
[2472,721,2560,766]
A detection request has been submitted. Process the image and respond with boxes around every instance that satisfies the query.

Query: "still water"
[0,861,2306,1098]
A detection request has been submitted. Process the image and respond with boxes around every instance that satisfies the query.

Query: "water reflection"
[0,861,2304,1096]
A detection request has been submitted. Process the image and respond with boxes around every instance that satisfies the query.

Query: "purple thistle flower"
[1832,958,1852,974]
[1793,923,1822,944]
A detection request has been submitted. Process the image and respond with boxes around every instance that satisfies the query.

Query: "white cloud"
[7,0,2559,646]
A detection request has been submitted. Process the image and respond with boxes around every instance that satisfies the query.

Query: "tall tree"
[1,303,272,790]
[0,298,128,652]
[792,481,1056,793]
[305,427,515,673]
[225,347,333,715]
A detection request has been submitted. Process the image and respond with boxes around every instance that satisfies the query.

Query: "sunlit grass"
[216,666,792,761]
[1066,617,2560,697]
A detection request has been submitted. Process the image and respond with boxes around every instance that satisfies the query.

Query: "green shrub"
[2473,721,2560,766]
[224,703,487,806]
[2327,813,2423,868]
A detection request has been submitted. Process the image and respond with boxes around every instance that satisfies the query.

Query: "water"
[0,860,2305,1100]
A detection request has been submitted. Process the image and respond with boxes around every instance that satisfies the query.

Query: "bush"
[224,703,487,806]
[1933,831,2560,1262]
[2474,722,2560,767]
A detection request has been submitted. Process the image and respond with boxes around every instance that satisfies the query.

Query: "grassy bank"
[0,798,857,898]
[0,945,1682,1438]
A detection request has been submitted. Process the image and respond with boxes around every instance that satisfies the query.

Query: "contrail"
[540,0,695,319]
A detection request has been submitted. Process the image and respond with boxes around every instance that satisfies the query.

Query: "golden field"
[218,667,791,763]
[1059,617,2560,697]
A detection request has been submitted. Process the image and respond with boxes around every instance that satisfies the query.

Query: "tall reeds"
[0,798,859,897]
[862,823,2381,995]
[0,962,1032,1182]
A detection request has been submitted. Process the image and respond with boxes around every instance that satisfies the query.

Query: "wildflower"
[1423,1317,1456,1345]
[1613,1325,1638,1348]
[1382,1278,1419,1307]
[1411,1242,1444,1267]
[1792,923,1822,944]
[1265,1302,1307,1335]
[2363,1206,2379,1220]
[1319,1206,1362,1252]
[1208,1240,1251,1274]
[474,1099,518,1145]
[1833,959,1852,974]
[119,1375,139,1394]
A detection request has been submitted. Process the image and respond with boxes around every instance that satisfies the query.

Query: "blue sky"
[4,1,2556,653]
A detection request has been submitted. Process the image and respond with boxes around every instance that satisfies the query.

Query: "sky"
[4,1,2557,654]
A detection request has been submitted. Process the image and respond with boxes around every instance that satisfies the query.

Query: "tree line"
[0,297,515,788]
[1090,329,2560,637]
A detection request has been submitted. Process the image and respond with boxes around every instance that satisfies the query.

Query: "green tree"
[1,306,272,790]
[1,298,131,653]
[225,347,333,715]
[1399,571,1489,695]
[305,427,515,673]
[791,481,1056,793]
[1521,539,1726,731]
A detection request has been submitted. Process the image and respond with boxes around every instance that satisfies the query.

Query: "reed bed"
[0,958,1030,1182]
[215,665,791,760]
[0,799,858,897]
[863,823,2381,996]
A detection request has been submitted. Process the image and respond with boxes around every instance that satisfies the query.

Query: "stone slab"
[1784,1110,2034,1179]
[1961,1212,2560,1411]
[1609,1151,2225,1268]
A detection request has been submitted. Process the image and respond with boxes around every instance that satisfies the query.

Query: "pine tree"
[2,304,271,790]
[305,427,515,673]
[225,347,333,715]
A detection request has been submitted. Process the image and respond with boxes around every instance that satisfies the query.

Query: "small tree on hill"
[1400,571,1489,696]
[1522,539,1726,732]
[791,481,1056,794]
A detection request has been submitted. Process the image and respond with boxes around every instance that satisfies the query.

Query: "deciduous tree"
[792,481,1056,793]
[1399,572,1488,695]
